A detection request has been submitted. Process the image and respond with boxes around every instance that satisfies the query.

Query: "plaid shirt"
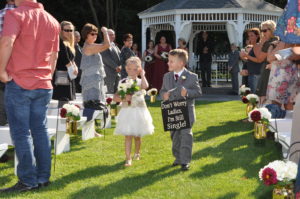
[0,4,16,35]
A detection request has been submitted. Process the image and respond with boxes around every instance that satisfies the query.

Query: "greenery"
[0,100,282,199]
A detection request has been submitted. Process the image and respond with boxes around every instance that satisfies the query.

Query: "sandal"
[124,159,132,167]
[133,153,140,160]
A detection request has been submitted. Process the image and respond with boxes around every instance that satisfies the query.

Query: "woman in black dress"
[52,21,78,101]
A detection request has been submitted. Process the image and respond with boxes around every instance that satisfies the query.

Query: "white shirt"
[174,68,185,80]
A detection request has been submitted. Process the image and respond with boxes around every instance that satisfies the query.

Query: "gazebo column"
[150,27,159,41]
[141,19,148,55]
[173,14,181,47]
[236,13,248,47]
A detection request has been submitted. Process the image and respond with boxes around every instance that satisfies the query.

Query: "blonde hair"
[260,20,276,33]
[125,56,142,69]
[169,49,188,64]
[60,21,75,54]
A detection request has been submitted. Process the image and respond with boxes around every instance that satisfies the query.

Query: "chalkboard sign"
[161,99,191,131]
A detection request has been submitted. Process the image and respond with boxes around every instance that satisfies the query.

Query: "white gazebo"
[138,0,283,67]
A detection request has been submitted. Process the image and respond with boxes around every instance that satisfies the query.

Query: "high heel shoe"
[133,153,140,160]
[124,159,132,167]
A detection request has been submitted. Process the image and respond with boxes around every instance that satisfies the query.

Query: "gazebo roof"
[139,0,283,15]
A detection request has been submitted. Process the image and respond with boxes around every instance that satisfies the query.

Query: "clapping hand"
[139,68,145,77]
[101,27,108,33]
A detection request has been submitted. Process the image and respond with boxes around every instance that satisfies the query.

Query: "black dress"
[52,40,76,101]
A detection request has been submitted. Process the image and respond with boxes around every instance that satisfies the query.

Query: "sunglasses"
[89,33,98,36]
[63,29,73,33]
[261,29,270,33]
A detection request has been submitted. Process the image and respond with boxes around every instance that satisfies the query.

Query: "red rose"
[106,97,113,105]
[251,110,261,122]
[242,96,249,104]
[262,167,278,186]
[60,108,67,118]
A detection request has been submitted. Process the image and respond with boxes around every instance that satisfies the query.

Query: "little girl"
[113,57,154,166]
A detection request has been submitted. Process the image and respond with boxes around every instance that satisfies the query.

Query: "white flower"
[259,107,272,121]
[246,94,259,102]
[145,55,153,62]
[161,52,169,59]
[284,161,297,181]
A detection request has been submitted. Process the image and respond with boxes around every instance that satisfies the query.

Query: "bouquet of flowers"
[161,51,169,61]
[145,55,154,63]
[106,97,118,116]
[245,94,259,105]
[248,107,272,124]
[60,103,81,121]
[239,85,251,97]
[117,78,140,102]
[60,103,81,134]
[259,160,297,185]
[147,88,158,103]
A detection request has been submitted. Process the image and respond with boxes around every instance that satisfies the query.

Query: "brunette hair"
[123,33,133,42]
[81,23,98,41]
[246,28,260,43]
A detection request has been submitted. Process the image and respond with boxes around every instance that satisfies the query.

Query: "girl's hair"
[123,33,133,42]
[60,21,75,54]
[125,56,142,69]
[81,23,98,41]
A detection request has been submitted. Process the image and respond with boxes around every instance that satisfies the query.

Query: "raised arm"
[84,27,110,55]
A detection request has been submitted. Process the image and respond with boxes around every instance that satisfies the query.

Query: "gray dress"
[80,52,106,102]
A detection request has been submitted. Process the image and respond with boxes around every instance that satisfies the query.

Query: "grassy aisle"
[0,101,281,199]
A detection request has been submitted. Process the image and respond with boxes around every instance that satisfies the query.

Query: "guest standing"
[0,0,60,192]
[240,28,261,93]
[101,29,121,94]
[132,42,142,59]
[198,31,214,87]
[74,30,82,93]
[80,23,110,105]
[52,21,78,101]
[120,33,135,78]
[177,38,188,52]
[228,43,240,95]
[143,40,155,88]
[153,36,172,91]
[0,0,15,126]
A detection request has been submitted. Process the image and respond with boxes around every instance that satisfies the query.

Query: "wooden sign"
[161,99,191,131]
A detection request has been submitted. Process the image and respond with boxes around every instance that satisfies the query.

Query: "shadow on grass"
[190,130,281,198]
[194,120,253,142]
[216,192,239,199]
[0,162,124,198]
[69,165,180,199]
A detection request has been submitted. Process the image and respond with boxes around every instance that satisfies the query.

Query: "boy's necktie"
[174,74,179,82]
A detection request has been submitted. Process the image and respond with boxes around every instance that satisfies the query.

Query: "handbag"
[54,70,70,86]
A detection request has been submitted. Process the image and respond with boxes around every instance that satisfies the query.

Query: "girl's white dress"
[114,78,154,137]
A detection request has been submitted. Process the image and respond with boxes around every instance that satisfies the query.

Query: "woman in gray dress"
[80,23,110,105]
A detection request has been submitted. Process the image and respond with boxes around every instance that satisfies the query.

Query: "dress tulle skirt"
[114,107,154,137]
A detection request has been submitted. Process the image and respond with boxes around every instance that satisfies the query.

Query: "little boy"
[160,49,202,171]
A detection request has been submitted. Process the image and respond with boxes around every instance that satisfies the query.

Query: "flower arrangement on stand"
[248,107,273,139]
[60,104,81,135]
[245,94,259,116]
[106,97,117,117]
[147,88,158,103]
[259,160,297,199]
[117,78,140,105]
[161,51,169,62]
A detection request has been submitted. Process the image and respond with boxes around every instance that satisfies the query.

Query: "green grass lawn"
[0,100,282,199]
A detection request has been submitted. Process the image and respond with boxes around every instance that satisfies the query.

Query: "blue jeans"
[5,81,52,187]
[248,74,260,93]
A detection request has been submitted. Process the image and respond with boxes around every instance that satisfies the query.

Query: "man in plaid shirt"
[0,0,15,128]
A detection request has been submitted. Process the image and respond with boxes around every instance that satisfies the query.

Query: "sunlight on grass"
[0,100,282,199]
